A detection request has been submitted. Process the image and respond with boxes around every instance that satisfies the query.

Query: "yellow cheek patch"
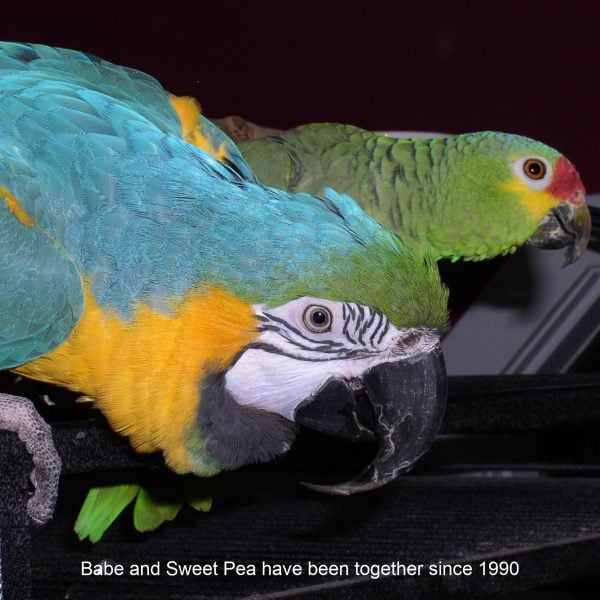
[15,284,259,474]
[0,187,35,226]
[501,177,559,223]
[169,95,227,162]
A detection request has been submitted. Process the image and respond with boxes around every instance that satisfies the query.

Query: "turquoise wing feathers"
[0,200,83,369]
[0,42,255,182]
[0,41,443,329]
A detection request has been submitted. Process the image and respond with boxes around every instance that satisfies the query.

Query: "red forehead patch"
[547,156,586,205]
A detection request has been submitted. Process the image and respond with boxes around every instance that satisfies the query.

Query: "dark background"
[2,1,599,190]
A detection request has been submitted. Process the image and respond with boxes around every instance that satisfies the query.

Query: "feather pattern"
[0,45,446,329]
[74,483,140,543]
[0,190,83,368]
[240,123,571,261]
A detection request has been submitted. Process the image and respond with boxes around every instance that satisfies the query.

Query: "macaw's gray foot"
[0,393,61,525]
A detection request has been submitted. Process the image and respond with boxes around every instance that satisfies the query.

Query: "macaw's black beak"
[294,346,447,495]
[527,202,591,265]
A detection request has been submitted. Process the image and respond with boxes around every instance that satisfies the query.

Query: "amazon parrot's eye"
[523,159,546,180]
[303,305,332,333]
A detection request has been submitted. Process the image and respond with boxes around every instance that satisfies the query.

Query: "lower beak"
[294,346,447,495]
[527,203,591,265]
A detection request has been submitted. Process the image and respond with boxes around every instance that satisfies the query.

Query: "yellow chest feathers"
[15,286,259,472]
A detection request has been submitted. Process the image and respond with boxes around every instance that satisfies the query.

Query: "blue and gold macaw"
[0,43,448,531]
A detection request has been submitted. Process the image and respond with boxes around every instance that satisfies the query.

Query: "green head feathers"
[204,184,449,330]
[274,189,449,329]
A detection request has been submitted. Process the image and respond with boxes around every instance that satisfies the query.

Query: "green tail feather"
[188,493,213,513]
[75,483,140,543]
[75,474,216,543]
[133,486,184,533]
[132,476,214,531]
[184,476,214,513]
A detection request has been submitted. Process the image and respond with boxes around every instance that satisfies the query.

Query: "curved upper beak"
[527,201,591,266]
[294,345,447,495]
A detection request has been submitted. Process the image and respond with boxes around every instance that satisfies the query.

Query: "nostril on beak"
[572,188,586,205]
[394,331,422,354]
[347,378,364,393]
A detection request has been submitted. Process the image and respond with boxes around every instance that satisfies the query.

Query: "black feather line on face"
[246,341,367,361]
[257,323,343,354]
[377,319,391,345]
[342,303,357,344]
[369,312,385,346]
[362,308,379,337]
[261,311,333,345]
[259,303,395,358]
[345,302,357,320]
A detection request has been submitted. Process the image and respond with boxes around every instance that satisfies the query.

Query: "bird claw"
[0,394,61,525]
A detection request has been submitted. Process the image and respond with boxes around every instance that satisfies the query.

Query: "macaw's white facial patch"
[224,297,440,420]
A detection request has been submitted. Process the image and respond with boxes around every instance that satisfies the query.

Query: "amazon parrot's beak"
[294,345,446,495]
[528,202,591,265]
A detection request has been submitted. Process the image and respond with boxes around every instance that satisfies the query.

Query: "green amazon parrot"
[0,44,448,540]
[238,123,590,264]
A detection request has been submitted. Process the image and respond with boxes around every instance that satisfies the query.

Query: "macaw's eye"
[303,305,332,333]
[523,159,547,180]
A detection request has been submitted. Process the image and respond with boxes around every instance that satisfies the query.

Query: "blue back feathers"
[0,42,445,368]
